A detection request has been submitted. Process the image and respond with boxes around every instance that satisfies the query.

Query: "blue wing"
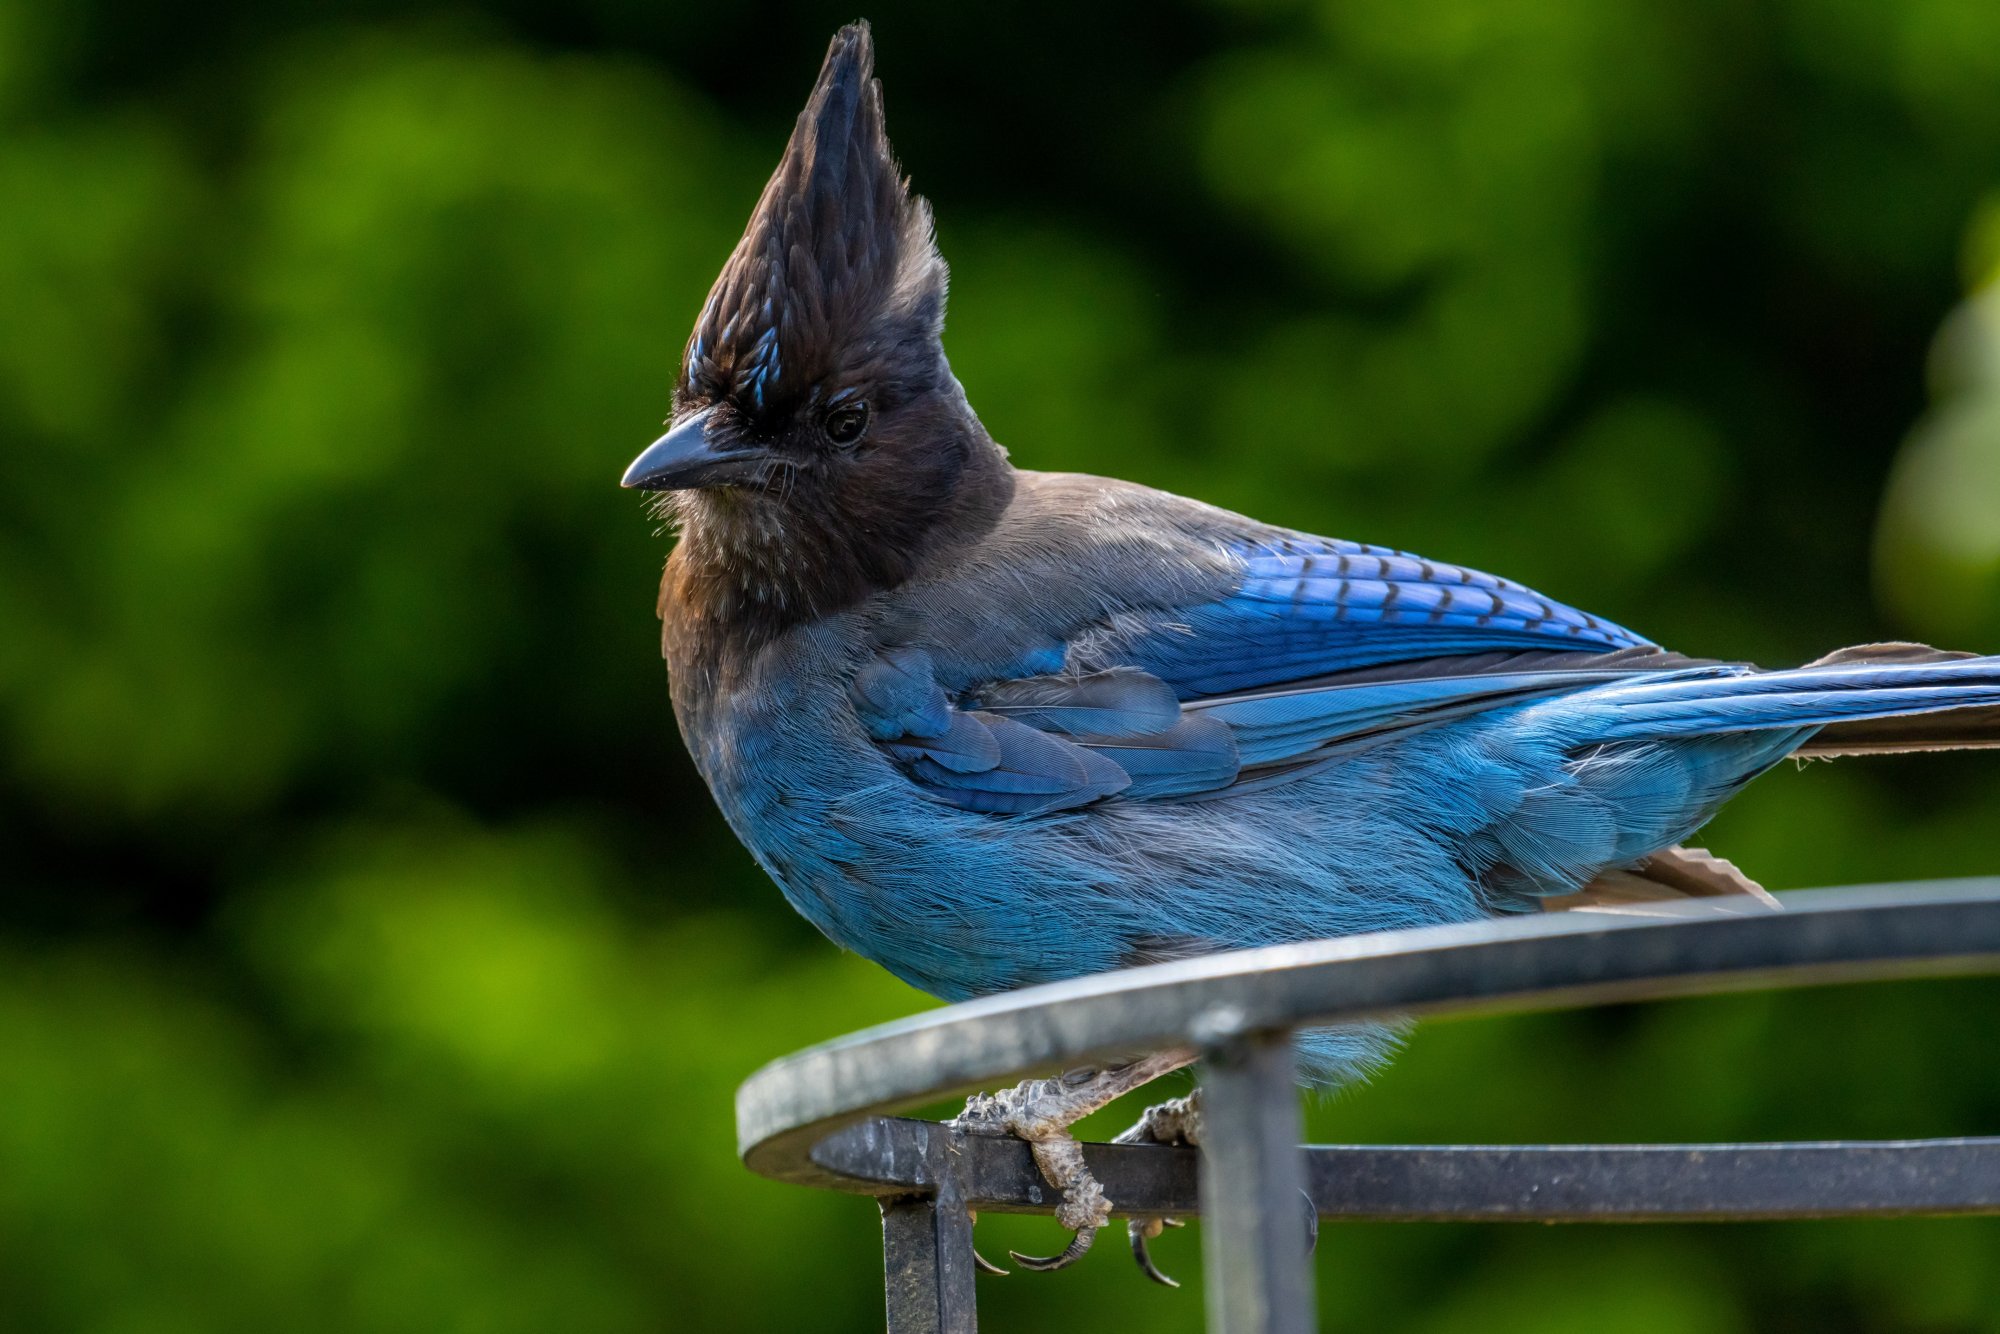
[1091,532,1650,696]
[850,652,1234,813]
[855,531,1684,814]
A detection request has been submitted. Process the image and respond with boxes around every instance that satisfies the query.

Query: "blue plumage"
[629,25,2000,1096]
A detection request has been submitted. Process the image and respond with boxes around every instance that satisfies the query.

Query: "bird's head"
[625,23,1006,625]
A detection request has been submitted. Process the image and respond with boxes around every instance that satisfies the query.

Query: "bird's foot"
[1114,1088,1205,1149]
[949,1049,1195,1275]
[1111,1088,1205,1287]
[1124,1214,1187,1286]
[1110,1089,1319,1286]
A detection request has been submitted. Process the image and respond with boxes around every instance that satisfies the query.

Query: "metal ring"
[739,880,2000,1192]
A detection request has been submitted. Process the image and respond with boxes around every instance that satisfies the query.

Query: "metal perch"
[736,881,2000,1333]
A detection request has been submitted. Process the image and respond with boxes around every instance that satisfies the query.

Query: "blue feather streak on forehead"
[741,326,782,410]
[685,308,788,411]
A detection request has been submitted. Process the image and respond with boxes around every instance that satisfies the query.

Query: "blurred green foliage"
[3,0,1999,1329]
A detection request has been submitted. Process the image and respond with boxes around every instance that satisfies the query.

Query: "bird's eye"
[823,401,869,448]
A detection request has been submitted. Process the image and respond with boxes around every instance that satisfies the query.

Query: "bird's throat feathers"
[665,487,872,633]
[659,436,1013,659]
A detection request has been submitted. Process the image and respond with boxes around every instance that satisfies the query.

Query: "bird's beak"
[620,407,771,491]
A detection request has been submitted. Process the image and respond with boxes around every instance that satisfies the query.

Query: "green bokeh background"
[5,1,2000,1329]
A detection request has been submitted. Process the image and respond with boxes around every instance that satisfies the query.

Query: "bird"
[622,23,2000,1281]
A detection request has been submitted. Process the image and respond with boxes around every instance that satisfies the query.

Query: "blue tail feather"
[1563,655,2000,742]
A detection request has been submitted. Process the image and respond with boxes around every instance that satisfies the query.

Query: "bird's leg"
[950,1047,1196,1273]
[1111,1088,1205,1287]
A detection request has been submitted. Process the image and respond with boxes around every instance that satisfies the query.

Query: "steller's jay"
[622,24,2000,1279]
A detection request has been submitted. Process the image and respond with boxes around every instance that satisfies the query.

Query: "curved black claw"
[1301,1187,1319,1256]
[1128,1218,1181,1288]
[1009,1227,1096,1272]
[967,1211,1009,1276]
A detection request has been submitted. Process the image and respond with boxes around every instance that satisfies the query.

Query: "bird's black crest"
[685,23,946,416]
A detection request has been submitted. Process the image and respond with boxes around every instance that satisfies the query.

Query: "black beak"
[620,408,772,491]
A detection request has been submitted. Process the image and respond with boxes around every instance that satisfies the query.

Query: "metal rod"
[1199,1023,1314,1334]
[810,1120,2000,1222]
[1302,1138,2000,1222]
[881,1184,978,1334]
